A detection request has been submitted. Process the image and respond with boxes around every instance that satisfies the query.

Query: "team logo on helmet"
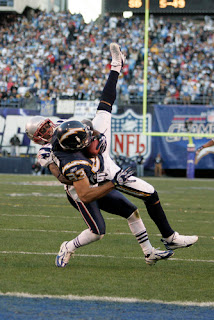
[57,120,92,151]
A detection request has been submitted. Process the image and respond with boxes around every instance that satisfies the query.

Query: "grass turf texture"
[0,174,213,303]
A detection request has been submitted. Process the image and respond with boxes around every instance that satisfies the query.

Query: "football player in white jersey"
[26,43,198,267]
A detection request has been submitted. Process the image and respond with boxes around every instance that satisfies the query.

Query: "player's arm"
[73,177,114,203]
[203,139,214,148]
[48,162,73,185]
[37,146,73,185]
[72,167,135,203]
[196,139,214,154]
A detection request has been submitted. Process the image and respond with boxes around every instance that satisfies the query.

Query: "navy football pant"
[66,189,137,235]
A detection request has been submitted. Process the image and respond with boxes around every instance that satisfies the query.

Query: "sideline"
[0,291,214,307]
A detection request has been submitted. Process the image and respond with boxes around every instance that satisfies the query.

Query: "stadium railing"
[0,92,213,110]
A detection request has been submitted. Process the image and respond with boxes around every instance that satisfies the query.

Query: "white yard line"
[0,250,213,264]
[0,291,213,307]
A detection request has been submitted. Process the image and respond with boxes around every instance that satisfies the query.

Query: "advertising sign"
[111,109,152,160]
[152,105,214,169]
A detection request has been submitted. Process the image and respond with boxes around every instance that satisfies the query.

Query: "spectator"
[154,153,163,177]
[136,153,144,177]
[10,134,20,156]
[0,12,214,107]
[32,161,41,175]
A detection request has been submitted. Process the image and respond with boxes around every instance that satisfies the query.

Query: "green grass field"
[0,174,213,303]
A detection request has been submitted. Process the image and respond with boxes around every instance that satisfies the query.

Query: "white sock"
[127,210,153,256]
[66,229,103,252]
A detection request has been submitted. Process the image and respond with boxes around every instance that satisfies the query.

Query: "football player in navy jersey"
[26,43,198,268]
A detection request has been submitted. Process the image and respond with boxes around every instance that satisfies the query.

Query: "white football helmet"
[25,116,55,145]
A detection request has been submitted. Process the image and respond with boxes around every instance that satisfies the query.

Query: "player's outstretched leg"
[96,42,125,114]
[116,180,198,250]
[55,229,103,267]
[55,241,74,268]
[127,209,174,266]
[110,42,125,73]
[161,232,198,250]
[145,247,174,266]
[93,43,126,151]
[143,191,198,249]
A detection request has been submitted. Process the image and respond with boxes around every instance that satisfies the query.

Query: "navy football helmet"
[57,120,92,151]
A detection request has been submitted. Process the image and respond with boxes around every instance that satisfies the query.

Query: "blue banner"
[152,105,214,169]
[1,105,214,170]
[0,107,38,118]
[40,100,55,117]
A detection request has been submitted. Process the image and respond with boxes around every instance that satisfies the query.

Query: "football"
[85,139,100,157]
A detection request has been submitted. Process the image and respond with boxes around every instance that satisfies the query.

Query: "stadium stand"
[0,10,214,110]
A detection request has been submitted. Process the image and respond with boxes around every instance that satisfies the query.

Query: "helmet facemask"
[33,119,55,145]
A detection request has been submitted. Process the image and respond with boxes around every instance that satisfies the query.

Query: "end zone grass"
[0,174,213,303]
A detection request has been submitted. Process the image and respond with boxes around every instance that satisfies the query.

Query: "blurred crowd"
[114,153,144,177]
[0,11,214,109]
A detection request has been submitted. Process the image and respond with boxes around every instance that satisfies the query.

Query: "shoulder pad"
[37,143,53,167]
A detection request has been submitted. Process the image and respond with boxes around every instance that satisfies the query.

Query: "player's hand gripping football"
[112,167,136,186]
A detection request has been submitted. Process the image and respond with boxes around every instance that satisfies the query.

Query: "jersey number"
[66,168,86,181]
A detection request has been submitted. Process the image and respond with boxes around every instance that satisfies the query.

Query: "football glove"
[89,171,108,184]
[95,133,107,153]
[112,167,136,186]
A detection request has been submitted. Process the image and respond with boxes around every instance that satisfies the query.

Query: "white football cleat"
[145,247,174,266]
[55,241,74,267]
[110,43,125,69]
[161,232,198,250]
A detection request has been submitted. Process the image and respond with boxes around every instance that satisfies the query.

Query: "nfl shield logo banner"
[111,109,152,159]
